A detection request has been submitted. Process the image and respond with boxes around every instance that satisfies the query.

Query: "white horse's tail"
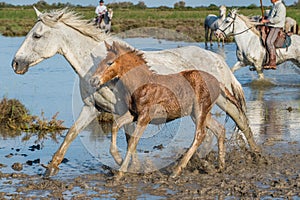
[220,82,247,115]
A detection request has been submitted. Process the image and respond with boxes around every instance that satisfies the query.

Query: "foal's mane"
[38,8,108,41]
[113,42,156,72]
[230,9,260,36]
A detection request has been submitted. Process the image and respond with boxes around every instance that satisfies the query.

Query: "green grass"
[0,6,299,40]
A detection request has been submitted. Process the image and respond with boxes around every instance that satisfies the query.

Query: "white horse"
[12,7,260,177]
[204,5,226,47]
[215,9,300,79]
[94,8,113,33]
[100,8,113,33]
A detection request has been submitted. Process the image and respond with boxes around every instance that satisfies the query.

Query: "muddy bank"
[0,139,299,199]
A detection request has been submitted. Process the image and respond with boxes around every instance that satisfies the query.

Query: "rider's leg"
[264,27,280,70]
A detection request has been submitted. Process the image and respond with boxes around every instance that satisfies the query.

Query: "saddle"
[257,25,292,49]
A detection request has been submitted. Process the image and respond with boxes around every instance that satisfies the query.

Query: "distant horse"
[204,5,226,47]
[285,17,298,34]
[95,8,113,33]
[90,41,243,178]
[12,7,260,177]
[215,9,300,79]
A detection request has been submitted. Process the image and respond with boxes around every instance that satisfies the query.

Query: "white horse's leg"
[222,37,225,47]
[209,30,213,46]
[257,72,264,79]
[231,61,245,73]
[205,26,209,47]
[257,67,265,79]
[44,105,98,177]
[217,96,261,153]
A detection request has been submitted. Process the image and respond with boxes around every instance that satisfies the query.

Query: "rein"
[217,14,254,37]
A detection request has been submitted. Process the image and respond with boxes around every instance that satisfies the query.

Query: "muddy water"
[0,35,299,199]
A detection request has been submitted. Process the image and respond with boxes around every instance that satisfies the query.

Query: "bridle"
[217,13,253,37]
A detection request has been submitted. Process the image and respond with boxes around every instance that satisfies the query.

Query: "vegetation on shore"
[0,97,67,142]
[0,1,299,41]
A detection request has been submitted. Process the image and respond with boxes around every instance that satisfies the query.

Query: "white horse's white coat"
[215,9,300,79]
[285,16,298,34]
[11,8,259,176]
[204,5,226,47]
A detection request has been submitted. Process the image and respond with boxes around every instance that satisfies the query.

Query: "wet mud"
[0,139,299,199]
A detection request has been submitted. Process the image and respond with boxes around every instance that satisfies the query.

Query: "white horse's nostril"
[12,59,18,71]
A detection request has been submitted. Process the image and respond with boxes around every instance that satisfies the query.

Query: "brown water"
[0,36,299,199]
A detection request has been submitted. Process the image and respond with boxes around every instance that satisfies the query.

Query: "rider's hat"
[99,0,104,3]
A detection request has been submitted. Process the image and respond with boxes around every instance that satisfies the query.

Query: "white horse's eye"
[33,33,42,39]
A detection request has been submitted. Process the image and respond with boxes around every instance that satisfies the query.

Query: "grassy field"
[0,6,299,41]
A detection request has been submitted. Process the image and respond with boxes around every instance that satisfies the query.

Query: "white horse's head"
[219,5,226,19]
[11,7,65,74]
[12,7,101,75]
[215,9,238,38]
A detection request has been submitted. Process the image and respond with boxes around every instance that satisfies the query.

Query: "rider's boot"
[263,51,276,70]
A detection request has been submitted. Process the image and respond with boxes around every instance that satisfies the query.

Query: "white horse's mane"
[230,9,260,36]
[39,8,108,42]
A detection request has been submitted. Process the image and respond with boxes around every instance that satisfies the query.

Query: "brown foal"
[90,41,239,179]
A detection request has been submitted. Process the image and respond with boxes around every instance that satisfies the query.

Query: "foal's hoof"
[169,168,182,179]
[42,164,59,177]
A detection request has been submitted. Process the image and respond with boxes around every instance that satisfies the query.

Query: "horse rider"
[95,0,107,25]
[261,0,286,70]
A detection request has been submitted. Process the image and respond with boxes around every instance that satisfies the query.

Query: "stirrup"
[263,65,276,70]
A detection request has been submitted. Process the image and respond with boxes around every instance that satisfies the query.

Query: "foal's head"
[90,41,145,88]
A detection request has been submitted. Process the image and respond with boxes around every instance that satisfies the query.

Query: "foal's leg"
[206,113,226,170]
[171,105,209,178]
[115,117,149,179]
[110,110,134,165]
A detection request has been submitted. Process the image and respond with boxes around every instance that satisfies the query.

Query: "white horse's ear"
[53,12,64,22]
[33,6,42,17]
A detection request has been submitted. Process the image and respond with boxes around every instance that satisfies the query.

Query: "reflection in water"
[245,80,300,146]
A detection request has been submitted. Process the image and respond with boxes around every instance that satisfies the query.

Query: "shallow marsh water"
[0,35,299,199]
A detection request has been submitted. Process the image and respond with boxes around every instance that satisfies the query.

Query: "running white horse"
[215,9,300,79]
[204,5,226,47]
[12,7,260,177]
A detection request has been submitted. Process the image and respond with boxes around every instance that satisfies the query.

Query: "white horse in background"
[215,9,300,79]
[12,7,260,177]
[285,16,298,34]
[95,8,113,33]
[204,5,226,47]
[101,8,113,33]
